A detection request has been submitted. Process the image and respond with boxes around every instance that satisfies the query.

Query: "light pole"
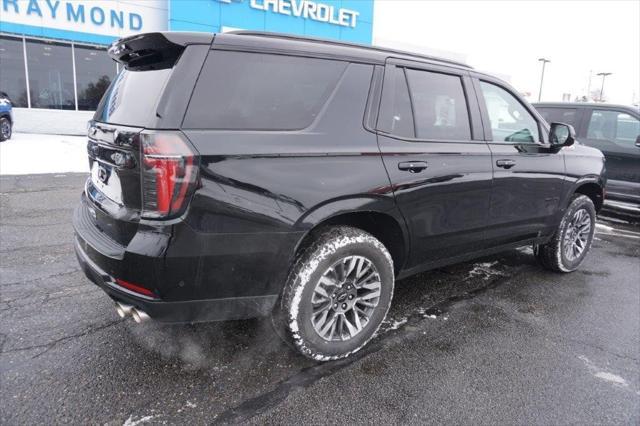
[597,72,612,102]
[537,58,551,102]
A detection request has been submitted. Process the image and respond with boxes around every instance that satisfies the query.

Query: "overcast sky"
[372,0,640,105]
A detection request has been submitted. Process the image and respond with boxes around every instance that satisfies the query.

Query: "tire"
[281,226,394,361]
[534,194,596,272]
[0,117,11,142]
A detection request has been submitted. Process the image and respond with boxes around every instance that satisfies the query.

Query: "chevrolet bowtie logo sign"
[216,0,359,28]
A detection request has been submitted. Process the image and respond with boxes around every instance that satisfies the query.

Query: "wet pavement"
[1,173,639,425]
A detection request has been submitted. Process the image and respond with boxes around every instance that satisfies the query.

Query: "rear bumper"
[74,237,277,323]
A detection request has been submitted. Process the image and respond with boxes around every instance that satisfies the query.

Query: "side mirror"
[549,122,576,147]
[635,135,640,148]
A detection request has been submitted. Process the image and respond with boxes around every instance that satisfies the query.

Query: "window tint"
[587,110,640,147]
[94,68,173,125]
[184,51,347,130]
[75,45,116,111]
[537,107,578,127]
[0,36,28,107]
[405,69,470,140]
[25,39,75,110]
[378,67,414,138]
[616,113,640,146]
[480,81,539,143]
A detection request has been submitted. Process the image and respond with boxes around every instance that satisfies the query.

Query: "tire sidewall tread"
[536,194,596,273]
[282,226,394,361]
[0,117,10,142]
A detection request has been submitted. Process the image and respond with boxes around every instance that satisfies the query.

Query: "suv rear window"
[94,68,173,126]
[183,51,347,130]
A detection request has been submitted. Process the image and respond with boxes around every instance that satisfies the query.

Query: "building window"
[1,34,116,111]
[75,45,115,111]
[25,39,75,110]
[0,35,28,107]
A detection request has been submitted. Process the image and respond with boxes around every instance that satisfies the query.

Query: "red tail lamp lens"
[141,132,199,219]
[115,278,157,298]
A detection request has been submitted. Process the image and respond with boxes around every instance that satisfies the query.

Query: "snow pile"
[0,132,88,175]
[467,261,505,280]
[12,107,93,135]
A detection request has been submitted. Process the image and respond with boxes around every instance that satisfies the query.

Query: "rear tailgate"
[86,122,144,245]
[84,32,212,244]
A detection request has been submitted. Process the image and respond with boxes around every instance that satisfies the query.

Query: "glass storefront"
[0,35,116,111]
[0,36,28,107]
[75,45,117,111]
[26,39,75,110]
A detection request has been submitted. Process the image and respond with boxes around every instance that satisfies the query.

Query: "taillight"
[140,132,199,219]
[115,278,158,299]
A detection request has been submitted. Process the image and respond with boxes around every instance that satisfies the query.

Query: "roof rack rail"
[226,31,472,69]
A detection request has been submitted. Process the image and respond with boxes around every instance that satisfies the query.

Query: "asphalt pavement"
[1,173,639,425]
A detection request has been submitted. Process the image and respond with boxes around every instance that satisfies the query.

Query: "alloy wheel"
[563,208,591,261]
[311,255,381,341]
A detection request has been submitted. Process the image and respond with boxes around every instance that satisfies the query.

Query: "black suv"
[534,102,639,213]
[74,32,605,361]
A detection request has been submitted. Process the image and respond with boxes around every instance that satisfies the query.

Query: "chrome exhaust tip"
[115,302,133,318]
[131,308,150,323]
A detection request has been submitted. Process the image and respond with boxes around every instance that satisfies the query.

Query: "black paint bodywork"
[534,102,639,205]
[73,32,606,323]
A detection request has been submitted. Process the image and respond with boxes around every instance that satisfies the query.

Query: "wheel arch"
[294,204,409,276]
[572,177,605,213]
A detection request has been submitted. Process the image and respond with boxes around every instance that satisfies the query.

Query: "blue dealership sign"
[169,0,374,44]
[0,0,169,45]
[0,0,373,45]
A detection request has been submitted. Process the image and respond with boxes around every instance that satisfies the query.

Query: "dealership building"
[0,0,374,132]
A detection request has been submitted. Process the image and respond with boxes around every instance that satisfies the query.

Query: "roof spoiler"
[108,32,213,71]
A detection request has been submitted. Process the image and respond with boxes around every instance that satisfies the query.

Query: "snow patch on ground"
[578,355,633,390]
[123,415,155,426]
[0,132,88,175]
[594,371,628,385]
[595,223,640,240]
[377,317,408,335]
[177,400,198,413]
[467,261,505,280]
[386,317,408,330]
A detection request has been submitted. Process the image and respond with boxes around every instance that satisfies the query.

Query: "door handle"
[398,161,428,173]
[496,159,516,169]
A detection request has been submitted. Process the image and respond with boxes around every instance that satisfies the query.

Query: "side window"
[184,51,347,130]
[377,67,415,138]
[405,69,471,140]
[479,81,540,143]
[587,110,640,147]
[537,107,578,127]
[587,110,616,140]
[616,113,640,146]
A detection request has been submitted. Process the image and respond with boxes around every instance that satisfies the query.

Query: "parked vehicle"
[74,32,606,361]
[0,91,13,141]
[534,102,639,213]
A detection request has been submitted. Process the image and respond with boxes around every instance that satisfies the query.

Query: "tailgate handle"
[398,161,428,173]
